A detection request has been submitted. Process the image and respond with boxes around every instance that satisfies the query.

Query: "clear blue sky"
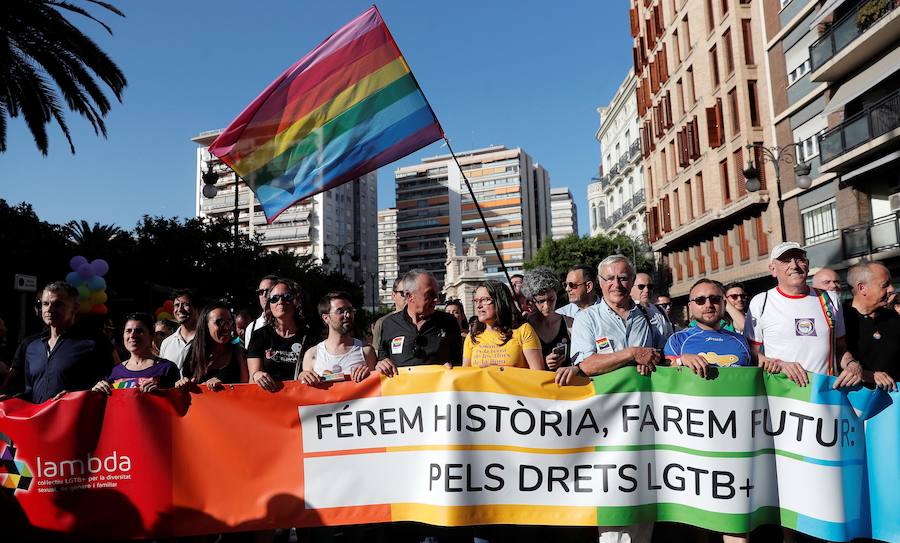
[0,0,631,235]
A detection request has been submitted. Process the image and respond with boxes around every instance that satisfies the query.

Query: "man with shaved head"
[812,267,842,294]
[843,261,898,390]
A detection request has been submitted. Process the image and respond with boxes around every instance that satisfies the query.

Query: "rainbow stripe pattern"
[209,6,443,222]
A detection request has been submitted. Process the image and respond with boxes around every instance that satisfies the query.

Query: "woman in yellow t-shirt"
[463,280,545,369]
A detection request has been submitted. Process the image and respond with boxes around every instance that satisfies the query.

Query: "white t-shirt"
[313,339,366,377]
[159,329,192,370]
[744,287,845,375]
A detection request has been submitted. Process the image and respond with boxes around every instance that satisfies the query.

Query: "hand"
[872,371,897,392]
[833,361,863,389]
[631,347,660,371]
[679,354,709,379]
[636,364,652,376]
[375,359,398,377]
[761,357,782,374]
[252,370,278,392]
[297,370,321,385]
[350,365,370,383]
[92,380,112,395]
[204,377,224,391]
[52,390,68,400]
[545,352,563,371]
[138,379,159,393]
[555,365,585,386]
[174,377,193,389]
[443,362,453,370]
[780,361,809,387]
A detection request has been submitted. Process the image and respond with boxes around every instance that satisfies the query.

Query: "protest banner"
[0,366,895,541]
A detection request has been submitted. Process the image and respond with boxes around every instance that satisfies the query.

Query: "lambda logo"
[0,434,33,493]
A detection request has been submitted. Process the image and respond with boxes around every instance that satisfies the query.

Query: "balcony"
[629,140,642,160]
[810,0,900,82]
[600,216,613,230]
[261,225,311,244]
[621,199,634,215]
[617,153,630,172]
[842,210,900,258]
[819,87,900,167]
[632,188,646,207]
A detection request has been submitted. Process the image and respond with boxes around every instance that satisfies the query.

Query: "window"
[696,245,706,274]
[705,0,715,32]
[673,30,681,64]
[723,28,734,75]
[676,79,685,115]
[674,252,683,281]
[721,0,729,16]
[798,132,823,161]
[685,180,694,220]
[738,223,750,261]
[802,199,839,245]
[696,172,706,213]
[720,158,731,203]
[709,45,720,87]
[787,59,811,85]
[728,87,740,135]
[686,249,695,277]
[741,19,754,65]
[673,188,681,226]
[660,149,668,183]
[747,80,760,127]
[755,216,768,255]
[683,14,692,52]
[708,239,719,270]
[723,232,734,266]
[734,147,746,196]
[687,66,697,104]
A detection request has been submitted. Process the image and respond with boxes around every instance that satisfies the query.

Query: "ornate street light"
[743,143,812,242]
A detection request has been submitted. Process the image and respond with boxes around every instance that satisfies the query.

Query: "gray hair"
[43,281,79,303]
[521,267,560,301]
[402,269,436,294]
[597,254,636,280]
[847,261,886,292]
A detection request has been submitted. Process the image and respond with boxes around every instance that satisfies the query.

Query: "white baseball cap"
[770,241,807,262]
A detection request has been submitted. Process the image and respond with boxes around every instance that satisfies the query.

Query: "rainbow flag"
[209,6,443,222]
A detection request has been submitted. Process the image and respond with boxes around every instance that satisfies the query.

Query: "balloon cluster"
[155,300,175,322]
[65,256,110,315]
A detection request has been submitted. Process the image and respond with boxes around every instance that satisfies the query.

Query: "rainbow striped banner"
[209,6,442,222]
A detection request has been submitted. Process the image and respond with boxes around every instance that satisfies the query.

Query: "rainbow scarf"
[209,6,443,222]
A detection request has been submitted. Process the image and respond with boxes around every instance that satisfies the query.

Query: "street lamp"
[201,158,241,251]
[743,143,812,243]
[367,272,387,312]
[323,242,359,278]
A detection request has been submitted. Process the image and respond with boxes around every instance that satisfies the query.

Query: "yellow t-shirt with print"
[464,323,542,368]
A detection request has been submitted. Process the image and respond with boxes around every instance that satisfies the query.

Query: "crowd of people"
[0,240,898,542]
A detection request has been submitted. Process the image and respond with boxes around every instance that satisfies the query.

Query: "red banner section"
[1,379,385,540]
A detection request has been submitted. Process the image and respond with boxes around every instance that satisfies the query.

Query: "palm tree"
[64,219,128,255]
[0,1,127,155]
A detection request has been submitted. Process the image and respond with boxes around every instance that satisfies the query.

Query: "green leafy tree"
[525,233,655,280]
[0,0,127,154]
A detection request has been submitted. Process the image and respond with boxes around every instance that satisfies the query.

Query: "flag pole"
[442,137,515,289]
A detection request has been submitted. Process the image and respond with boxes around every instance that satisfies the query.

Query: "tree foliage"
[525,233,654,279]
[0,200,362,340]
[0,0,127,154]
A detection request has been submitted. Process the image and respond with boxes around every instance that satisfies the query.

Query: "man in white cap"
[744,242,861,388]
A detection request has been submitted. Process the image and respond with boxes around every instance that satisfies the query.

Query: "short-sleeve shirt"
[23,327,113,404]
[646,303,675,341]
[842,302,900,380]
[246,324,310,381]
[570,299,664,365]
[556,297,602,318]
[664,327,752,367]
[744,287,845,375]
[107,358,180,389]
[159,329,192,370]
[377,309,462,366]
[464,323,542,368]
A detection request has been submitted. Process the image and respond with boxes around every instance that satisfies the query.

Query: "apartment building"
[550,187,579,239]
[589,69,648,238]
[394,145,551,286]
[377,208,399,306]
[763,0,900,276]
[632,0,779,297]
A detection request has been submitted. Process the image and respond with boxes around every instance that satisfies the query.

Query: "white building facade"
[588,69,646,238]
[192,130,378,305]
[377,208,399,306]
[550,187,578,239]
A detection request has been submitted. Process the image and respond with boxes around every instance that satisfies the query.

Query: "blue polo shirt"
[664,326,751,367]
[23,327,113,403]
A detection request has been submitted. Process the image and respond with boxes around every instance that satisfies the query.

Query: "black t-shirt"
[843,302,900,380]
[181,344,244,385]
[246,324,311,381]
[376,310,462,367]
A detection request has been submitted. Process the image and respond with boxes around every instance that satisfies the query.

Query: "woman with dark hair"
[176,303,248,390]
[92,312,180,394]
[247,278,311,391]
[523,267,573,370]
[463,280,544,370]
[444,299,468,338]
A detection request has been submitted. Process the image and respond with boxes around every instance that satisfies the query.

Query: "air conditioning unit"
[890,193,900,212]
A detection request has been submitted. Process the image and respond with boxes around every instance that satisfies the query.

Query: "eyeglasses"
[658,302,671,309]
[256,288,268,296]
[268,293,294,304]
[635,284,655,291]
[600,275,631,284]
[690,295,724,306]
[211,318,233,327]
[330,307,355,316]
[473,297,494,306]
[727,294,748,300]
[393,289,405,295]
[563,281,587,290]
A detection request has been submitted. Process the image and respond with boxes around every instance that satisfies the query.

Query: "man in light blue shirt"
[556,264,602,317]
[557,255,663,387]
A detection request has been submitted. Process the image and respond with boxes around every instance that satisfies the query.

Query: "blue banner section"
[866,390,900,543]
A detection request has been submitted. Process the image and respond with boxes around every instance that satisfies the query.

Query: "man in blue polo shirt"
[19,282,112,403]
[664,279,751,377]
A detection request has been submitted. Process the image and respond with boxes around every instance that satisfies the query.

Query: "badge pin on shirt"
[873,330,882,340]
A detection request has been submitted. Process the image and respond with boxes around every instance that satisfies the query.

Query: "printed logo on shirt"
[795,318,817,336]
[699,352,740,367]
[111,377,159,390]
[265,349,301,366]
[391,336,405,355]
[595,337,612,353]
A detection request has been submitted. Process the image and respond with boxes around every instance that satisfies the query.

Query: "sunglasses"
[268,293,294,304]
[727,294,748,300]
[564,281,587,289]
[330,307,355,316]
[635,284,655,291]
[658,302,671,309]
[690,295,724,306]
[256,288,268,296]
